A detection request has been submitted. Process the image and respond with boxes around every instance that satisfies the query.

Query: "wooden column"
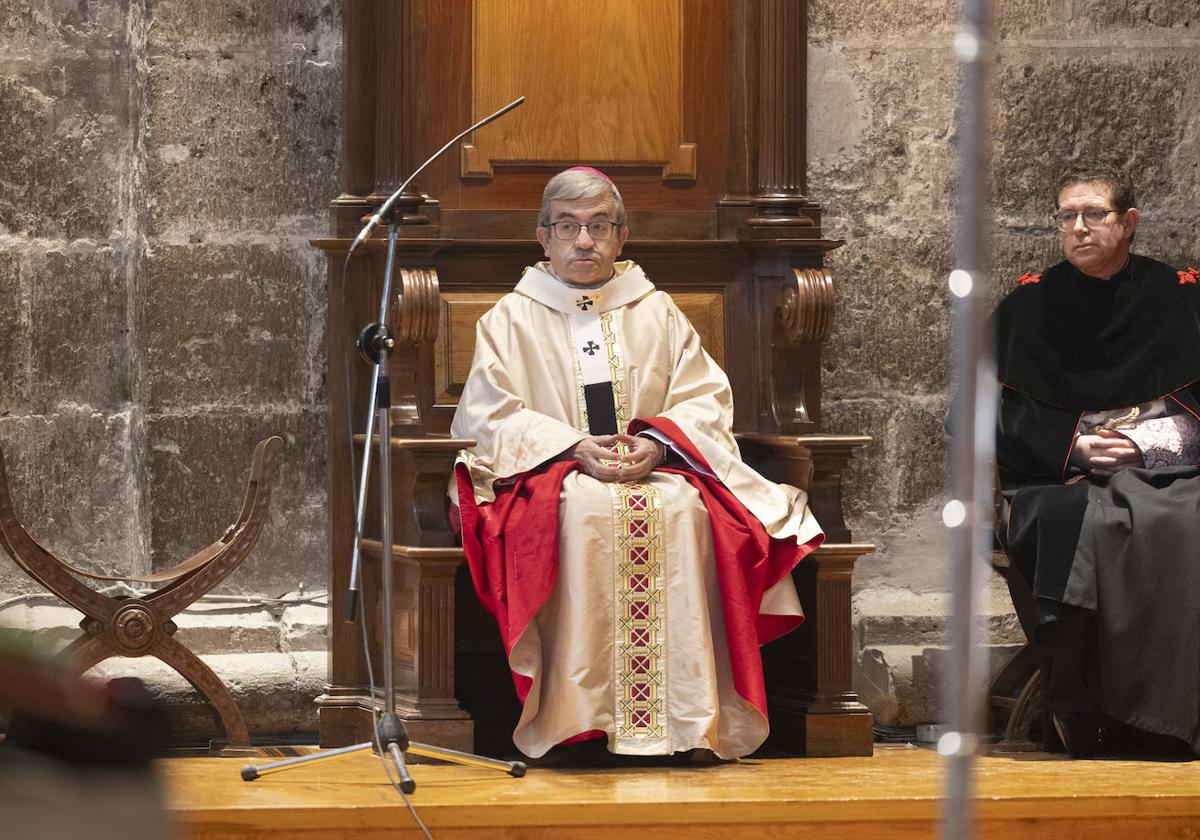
[748,0,818,230]
[331,0,377,237]
[778,541,875,756]
[341,0,376,199]
[373,1,428,224]
[741,434,875,757]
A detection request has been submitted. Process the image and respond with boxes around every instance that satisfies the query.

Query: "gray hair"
[537,168,626,226]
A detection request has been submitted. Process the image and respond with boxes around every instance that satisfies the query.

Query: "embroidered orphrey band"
[600,311,630,433]
[610,480,666,742]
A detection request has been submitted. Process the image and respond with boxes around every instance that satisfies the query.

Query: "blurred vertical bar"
[942,0,995,838]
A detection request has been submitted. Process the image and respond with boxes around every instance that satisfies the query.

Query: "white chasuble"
[451,261,824,759]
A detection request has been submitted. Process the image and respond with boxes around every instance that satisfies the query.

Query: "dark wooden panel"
[417,0,729,217]
[466,0,689,179]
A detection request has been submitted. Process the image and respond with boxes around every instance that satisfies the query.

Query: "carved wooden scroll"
[772,267,835,429]
[388,267,442,430]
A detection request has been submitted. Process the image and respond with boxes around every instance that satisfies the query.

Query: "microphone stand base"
[239,730,527,793]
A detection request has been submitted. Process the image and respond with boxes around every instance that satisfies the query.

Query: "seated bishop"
[451,167,824,761]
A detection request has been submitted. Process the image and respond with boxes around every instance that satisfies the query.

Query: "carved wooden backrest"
[323,0,836,436]
[435,289,727,408]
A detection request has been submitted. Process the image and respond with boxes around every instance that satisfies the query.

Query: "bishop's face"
[1058,180,1140,279]
[536,194,629,286]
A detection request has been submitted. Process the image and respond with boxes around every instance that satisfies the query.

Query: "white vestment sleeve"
[451,308,587,502]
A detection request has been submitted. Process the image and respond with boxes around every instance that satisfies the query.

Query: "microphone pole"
[243,97,529,793]
[343,95,526,622]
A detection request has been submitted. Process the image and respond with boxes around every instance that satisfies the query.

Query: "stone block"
[0,55,132,240]
[0,0,129,49]
[144,52,339,236]
[144,242,325,410]
[0,249,28,417]
[807,46,869,167]
[891,400,949,511]
[856,642,1025,726]
[88,650,326,740]
[146,410,326,597]
[854,578,1025,644]
[821,235,953,399]
[810,49,958,225]
[0,242,131,416]
[0,587,326,659]
[991,1,1065,38]
[808,0,1182,44]
[147,0,337,50]
[0,412,143,595]
[176,601,327,655]
[1064,0,1200,30]
[991,56,1191,222]
[808,0,957,42]
[989,231,1062,296]
[820,397,895,532]
[852,502,948,593]
[25,242,132,414]
[1132,226,1200,272]
[821,395,947,541]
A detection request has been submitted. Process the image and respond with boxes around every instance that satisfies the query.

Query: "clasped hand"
[1070,429,1144,478]
[567,433,664,483]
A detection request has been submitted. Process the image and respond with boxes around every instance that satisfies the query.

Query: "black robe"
[994,253,1200,749]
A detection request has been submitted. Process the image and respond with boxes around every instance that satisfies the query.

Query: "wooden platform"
[164,745,1200,838]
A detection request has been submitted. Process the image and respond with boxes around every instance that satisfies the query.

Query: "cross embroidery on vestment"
[582,341,600,355]
[576,295,595,311]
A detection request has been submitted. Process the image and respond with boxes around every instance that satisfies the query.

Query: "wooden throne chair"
[0,436,284,750]
[314,0,875,757]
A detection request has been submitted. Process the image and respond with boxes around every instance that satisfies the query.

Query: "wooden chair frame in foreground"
[0,436,285,750]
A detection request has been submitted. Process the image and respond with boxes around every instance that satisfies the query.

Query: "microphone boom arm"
[347,95,526,256]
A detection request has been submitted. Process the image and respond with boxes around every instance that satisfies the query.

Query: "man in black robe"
[995,162,1200,759]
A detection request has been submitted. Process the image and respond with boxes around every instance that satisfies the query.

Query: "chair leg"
[150,632,251,748]
[1002,667,1045,751]
[989,642,1045,753]
[58,634,116,675]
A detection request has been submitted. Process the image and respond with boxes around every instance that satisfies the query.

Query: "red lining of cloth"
[560,729,606,746]
[455,418,822,722]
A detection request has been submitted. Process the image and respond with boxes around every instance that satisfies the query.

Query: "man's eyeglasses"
[545,220,620,241]
[1052,207,1118,230]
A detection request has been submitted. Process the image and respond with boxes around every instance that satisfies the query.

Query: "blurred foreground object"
[0,436,284,751]
[0,636,174,839]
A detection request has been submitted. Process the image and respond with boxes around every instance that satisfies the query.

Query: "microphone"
[347,95,526,256]
[342,95,525,624]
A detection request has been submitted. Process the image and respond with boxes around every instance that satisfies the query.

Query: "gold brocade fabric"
[451,262,824,758]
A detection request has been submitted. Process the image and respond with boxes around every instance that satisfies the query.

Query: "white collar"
[514,261,655,315]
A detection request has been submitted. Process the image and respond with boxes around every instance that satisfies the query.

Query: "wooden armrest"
[736,432,871,544]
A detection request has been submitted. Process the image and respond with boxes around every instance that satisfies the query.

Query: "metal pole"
[941,0,994,838]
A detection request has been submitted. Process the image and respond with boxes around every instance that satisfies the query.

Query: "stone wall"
[0,0,338,602]
[2,0,1198,735]
[810,0,1200,723]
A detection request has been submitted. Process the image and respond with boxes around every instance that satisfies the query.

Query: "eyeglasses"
[544,220,620,241]
[1052,207,1118,230]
